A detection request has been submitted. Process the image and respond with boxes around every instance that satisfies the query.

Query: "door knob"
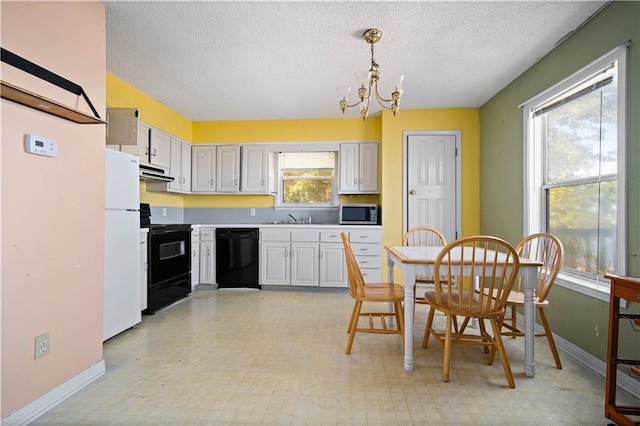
[409,189,416,195]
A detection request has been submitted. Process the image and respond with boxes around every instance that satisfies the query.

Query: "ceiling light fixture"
[338,28,404,121]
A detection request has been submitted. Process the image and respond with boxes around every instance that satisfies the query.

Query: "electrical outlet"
[35,332,50,359]
[162,208,167,217]
[250,208,255,216]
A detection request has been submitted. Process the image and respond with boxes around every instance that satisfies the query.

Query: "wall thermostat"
[25,134,58,157]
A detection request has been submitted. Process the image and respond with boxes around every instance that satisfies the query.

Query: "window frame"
[521,45,627,299]
[273,151,339,208]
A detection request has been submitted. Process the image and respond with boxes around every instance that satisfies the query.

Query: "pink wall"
[1,1,106,417]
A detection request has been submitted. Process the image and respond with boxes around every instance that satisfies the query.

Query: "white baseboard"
[517,313,639,400]
[1,359,105,426]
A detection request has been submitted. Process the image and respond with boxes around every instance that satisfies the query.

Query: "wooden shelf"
[1,80,106,124]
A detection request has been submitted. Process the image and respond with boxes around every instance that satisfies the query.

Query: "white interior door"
[405,132,460,243]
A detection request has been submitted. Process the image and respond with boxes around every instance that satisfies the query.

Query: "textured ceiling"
[104,1,607,122]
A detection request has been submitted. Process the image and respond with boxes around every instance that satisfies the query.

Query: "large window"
[523,46,627,287]
[276,152,337,207]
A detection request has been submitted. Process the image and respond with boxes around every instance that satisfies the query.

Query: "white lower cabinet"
[140,230,148,311]
[348,229,382,282]
[260,229,319,286]
[191,229,200,289]
[199,228,216,284]
[259,226,380,287]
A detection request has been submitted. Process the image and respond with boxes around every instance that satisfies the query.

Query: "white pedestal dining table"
[385,245,543,377]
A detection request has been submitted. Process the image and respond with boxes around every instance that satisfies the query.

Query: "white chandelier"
[338,28,404,121]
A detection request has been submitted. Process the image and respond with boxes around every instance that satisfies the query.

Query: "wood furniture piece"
[385,244,542,375]
[604,274,640,426]
[403,226,447,304]
[342,232,404,354]
[491,233,564,369]
[422,236,521,388]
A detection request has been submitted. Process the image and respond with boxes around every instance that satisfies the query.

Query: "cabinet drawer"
[360,268,381,283]
[261,229,291,242]
[320,230,343,242]
[349,229,381,243]
[355,256,381,269]
[292,229,320,242]
[350,243,381,256]
[200,229,214,240]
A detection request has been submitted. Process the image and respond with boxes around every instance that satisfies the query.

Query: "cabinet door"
[339,143,360,193]
[122,121,150,162]
[217,145,240,192]
[241,145,268,193]
[149,128,171,168]
[140,232,148,310]
[260,242,290,285]
[168,138,182,191]
[320,243,347,288]
[192,145,216,192]
[199,240,215,284]
[359,143,379,192]
[290,243,319,286]
[191,241,200,289]
[181,142,191,191]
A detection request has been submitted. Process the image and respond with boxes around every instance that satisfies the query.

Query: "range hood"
[139,164,175,182]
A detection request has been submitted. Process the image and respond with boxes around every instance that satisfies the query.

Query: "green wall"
[479,1,640,362]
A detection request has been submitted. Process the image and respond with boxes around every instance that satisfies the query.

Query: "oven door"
[148,229,191,285]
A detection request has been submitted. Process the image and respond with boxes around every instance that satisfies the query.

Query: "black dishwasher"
[216,228,260,289]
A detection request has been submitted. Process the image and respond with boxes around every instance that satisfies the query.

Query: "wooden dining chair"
[403,226,447,304]
[341,232,405,354]
[489,233,564,369]
[422,235,520,388]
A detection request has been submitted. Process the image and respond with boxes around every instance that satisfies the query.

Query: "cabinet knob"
[353,178,358,185]
[409,189,416,195]
[152,148,157,157]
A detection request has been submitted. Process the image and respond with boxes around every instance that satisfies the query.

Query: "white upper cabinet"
[339,142,379,194]
[118,119,150,164]
[168,138,191,193]
[149,128,171,169]
[181,142,191,191]
[241,145,268,193]
[191,145,217,192]
[216,145,240,192]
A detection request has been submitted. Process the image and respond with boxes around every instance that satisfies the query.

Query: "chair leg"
[489,318,515,388]
[442,314,453,382]
[395,301,405,343]
[346,300,362,354]
[488,313,505,365]
[538,308,562,369]
[477,319,491,354]
[458,316,471,333]
[347,300,358,333]
[423,307,436,349]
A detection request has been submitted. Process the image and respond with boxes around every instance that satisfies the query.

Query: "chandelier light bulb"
[337,85,352,100]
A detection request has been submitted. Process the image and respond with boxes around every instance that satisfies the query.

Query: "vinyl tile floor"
[33,288,638,425]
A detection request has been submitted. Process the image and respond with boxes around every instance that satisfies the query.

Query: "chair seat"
[424,290,504,318]
[358,283,405,302]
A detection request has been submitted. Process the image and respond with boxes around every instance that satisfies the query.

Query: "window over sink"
[275,152,337,208]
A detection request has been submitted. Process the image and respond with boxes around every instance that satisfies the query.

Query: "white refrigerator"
[104,149,142,341]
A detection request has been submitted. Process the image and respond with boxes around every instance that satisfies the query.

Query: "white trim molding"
[2,360,105,425]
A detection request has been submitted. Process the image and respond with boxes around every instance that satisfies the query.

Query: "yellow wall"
[193,117,380,143]
[379,108,480,248]
[107,74,192,141]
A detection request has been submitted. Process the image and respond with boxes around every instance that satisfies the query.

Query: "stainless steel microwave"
[339,204,378,225]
